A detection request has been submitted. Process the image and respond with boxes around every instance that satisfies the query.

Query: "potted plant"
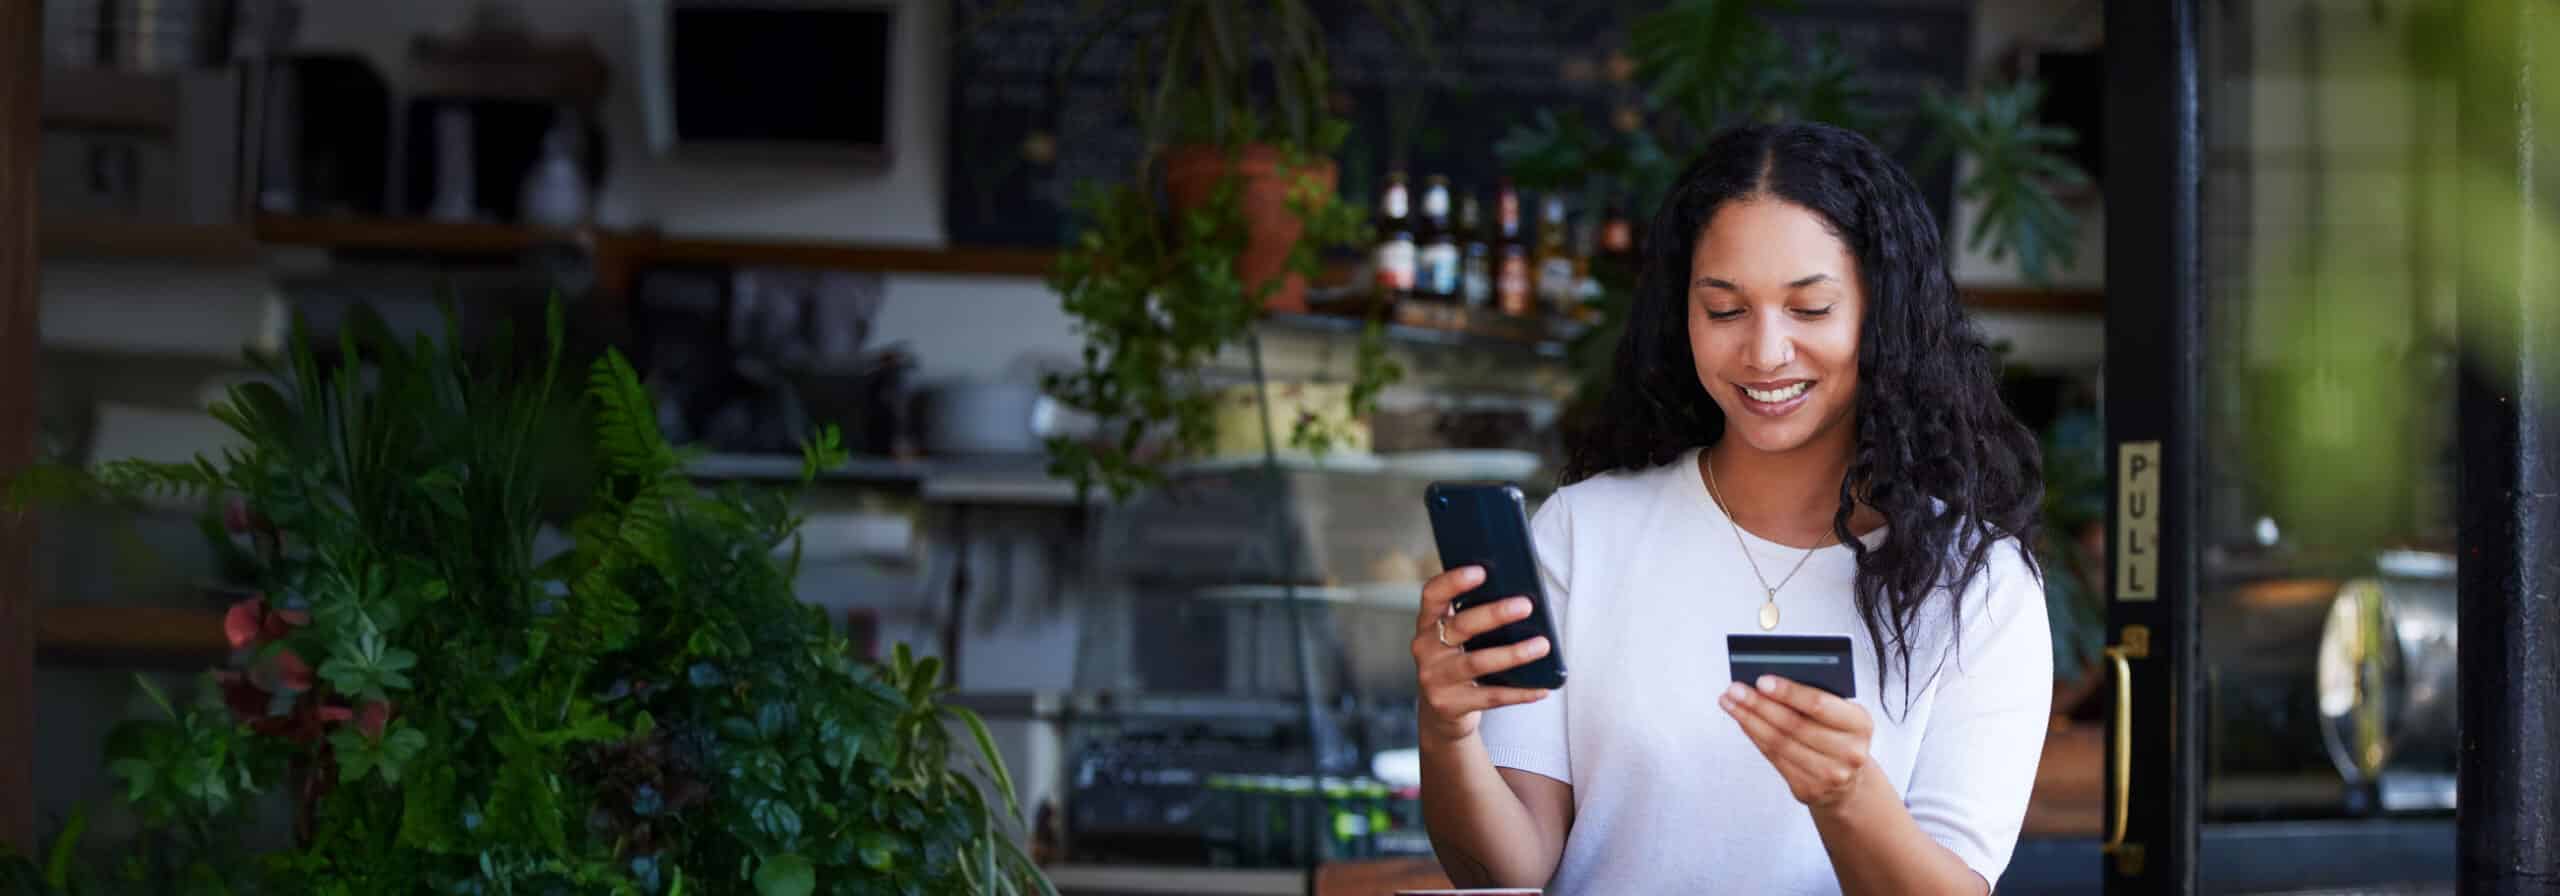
[1016,1,1426,498]
[1055,0,1431,312]
[4,308,1051,895]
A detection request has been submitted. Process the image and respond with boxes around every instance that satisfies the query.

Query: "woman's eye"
[1791,305,1836,319]
[1704,308,1746,321]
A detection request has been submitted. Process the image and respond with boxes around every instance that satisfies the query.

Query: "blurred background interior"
[16,0,2497,893]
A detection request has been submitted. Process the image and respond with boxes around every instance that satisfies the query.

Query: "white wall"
[289,0,1079,384]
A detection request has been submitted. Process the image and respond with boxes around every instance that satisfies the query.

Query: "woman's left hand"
[1720,675,1877,810]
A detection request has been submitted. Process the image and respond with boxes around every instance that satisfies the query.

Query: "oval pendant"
[1757,600,1781,631]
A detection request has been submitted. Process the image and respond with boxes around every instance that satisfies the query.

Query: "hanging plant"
[1018,0,1430,499]
[1043,140,1398,500]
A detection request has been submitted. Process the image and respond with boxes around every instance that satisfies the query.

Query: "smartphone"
[1424,482,1567,690]
[1727,634,1856,699]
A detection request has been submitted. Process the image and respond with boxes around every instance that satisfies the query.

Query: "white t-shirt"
[1476,446,2052,895]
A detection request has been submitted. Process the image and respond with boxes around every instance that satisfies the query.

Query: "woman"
[1412,122,2051,894]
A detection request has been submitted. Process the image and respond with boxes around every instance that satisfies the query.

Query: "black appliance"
[254,53,392,216]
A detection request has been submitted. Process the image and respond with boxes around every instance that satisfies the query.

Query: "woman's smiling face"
[1687,197,1865,457]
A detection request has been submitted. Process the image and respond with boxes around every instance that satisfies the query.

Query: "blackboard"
[944,0,1971,249]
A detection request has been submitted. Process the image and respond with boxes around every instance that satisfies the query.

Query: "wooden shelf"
[611,233,1056,278]
[1273,301,1574,358]
[247,215,1055,299]
[42,216,261,262]
[254,213,593,255]
[35,606,229,659]
[226,216,2107,319]
[40,66,182,132]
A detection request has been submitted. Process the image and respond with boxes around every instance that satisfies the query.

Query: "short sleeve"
[1476,490,1575,785]
[1900,540,2053,889]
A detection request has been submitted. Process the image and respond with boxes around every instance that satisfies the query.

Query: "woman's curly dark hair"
[1562,122,2043,709]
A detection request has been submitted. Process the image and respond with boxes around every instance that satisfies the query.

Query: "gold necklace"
[1705,453,1834,631]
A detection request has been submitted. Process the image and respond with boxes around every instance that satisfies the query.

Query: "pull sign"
[2117,441,2162,601]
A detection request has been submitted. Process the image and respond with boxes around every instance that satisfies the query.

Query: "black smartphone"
[1424,482,1567,690]
[1727,634,1856,699]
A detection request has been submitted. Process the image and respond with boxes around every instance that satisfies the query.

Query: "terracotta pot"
[1162,144,1338,313]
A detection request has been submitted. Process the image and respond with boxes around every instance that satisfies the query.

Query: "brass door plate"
[2117,441,2162,601]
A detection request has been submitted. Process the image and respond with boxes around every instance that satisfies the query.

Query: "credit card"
[1727,634,1856,699]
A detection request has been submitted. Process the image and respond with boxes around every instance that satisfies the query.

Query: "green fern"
[587,350,680,482]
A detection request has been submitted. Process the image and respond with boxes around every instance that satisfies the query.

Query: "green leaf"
[107,758,157,803]
[42,803,87,888]
[751,799,803,843]
[332,730,378,783]
[377,727,428,783]
[856,831,896,872]
[954,707,1021,826]
[752,854,814,896]
[398,765,461,852]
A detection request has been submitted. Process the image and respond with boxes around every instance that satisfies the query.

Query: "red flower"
[224,596,310,650]
[356,701,393,740]
[244,646,313,694]
[224,600,263,650]
[274,649,314,693]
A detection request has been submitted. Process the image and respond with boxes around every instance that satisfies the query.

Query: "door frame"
[2101,0,2205,891]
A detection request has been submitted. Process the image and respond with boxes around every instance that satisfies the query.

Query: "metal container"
[2203,550,2459,816]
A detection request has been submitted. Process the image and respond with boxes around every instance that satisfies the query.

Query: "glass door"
[2105,0,2462,891]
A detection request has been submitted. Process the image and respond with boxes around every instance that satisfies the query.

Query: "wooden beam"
[253,212,590,255]
[34,606,229,660]
[608,233,1058,278]
[0,0,42,856]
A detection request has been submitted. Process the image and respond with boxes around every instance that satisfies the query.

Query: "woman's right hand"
[1412,565,1554,744]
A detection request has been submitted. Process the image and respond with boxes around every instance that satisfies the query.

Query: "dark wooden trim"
[2104,0,2205,890]
[0,0,41,856]
[606,233,1057,278]
[253,213,594,255]
[37,65,180,133]
[42,215,261,262]
[33,606,229,659]
[2453,1,2560,892]
[248,216,2101,321]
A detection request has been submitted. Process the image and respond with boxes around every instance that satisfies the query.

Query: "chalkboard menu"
[945,0,1970,249]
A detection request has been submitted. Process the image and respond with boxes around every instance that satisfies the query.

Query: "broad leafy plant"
[5,307,1050,895]
[1918,81,2092,285]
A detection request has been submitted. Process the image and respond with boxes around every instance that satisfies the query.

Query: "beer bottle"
[1457,194,1492,308]
[1373,172,1416,304]
[1601,197,1635,259]
[1536,194,1575,317]
[1495,179,1533,316]
[1416,175,1460,303]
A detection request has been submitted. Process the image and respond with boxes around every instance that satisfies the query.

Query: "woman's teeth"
[1744,382,1811,403]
